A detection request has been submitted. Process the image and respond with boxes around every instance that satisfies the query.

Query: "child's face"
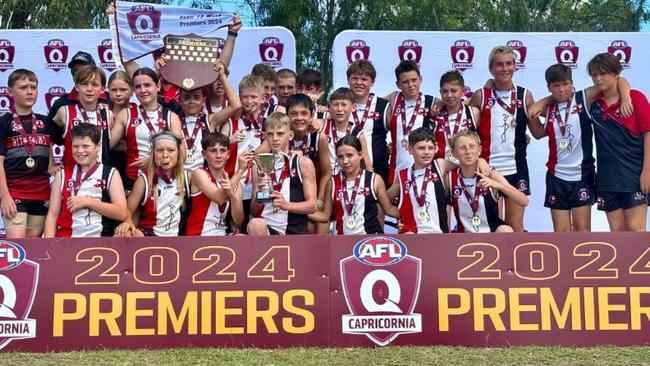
[263,80,276,101]
[277,77,296,104]
[71,136,100,166]
[154,139,179,170]
[396,70,422,100]
[590,72,618,93]
[288,104,312,134]
[452,136,481,166]
[409,140,437,166]
[489,53,516,84]
[265,125,293,152]
[336,144,362,174]
[8,78,38,109]
[329,99,354,124]
[108,79,133,108]
[75,75,103,107]
[297,84,320,95]
[134,74,160,106]
[440,81,464,108]
[203,143,229,170]
[239,87,264,113]
[348,73,373,99]
[180,89,205,116]
[210,79,225,96]
[548,79,574,103]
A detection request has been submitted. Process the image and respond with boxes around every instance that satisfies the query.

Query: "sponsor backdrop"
[332,31,650,232]
[1,234,650,351]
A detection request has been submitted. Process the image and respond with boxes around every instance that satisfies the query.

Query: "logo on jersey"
[450,40,474,72]
[346,39,370,64]
[340,236,422,346]
[578,188,590,201]
[127,5,162,42]
[0,241,38,351]
[507,40,526,70]
[607,40,632,69]
[547,195,556,205]
[555,40,579,69]
[259,37,284,67]
[0,86,13,114]
[398,39,422,64]
[634,192,646,201]
[517,179,528,192]
[43,39,69,72]
[45,86,66,110]
[0,39,15,72]
[97,38,117,72]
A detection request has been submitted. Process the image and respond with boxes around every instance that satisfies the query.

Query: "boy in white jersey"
[276,68,297,107]
[179,60,241,171]
[448,130,527,233]
[248,112,317,235]
[44,123,127,237]
[251,63,285,113]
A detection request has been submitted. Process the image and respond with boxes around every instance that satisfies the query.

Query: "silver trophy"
[256,153,276,204]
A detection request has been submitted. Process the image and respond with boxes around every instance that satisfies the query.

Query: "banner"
[332,30,650,232]
[113,1,236,63]
[1,234,650,351]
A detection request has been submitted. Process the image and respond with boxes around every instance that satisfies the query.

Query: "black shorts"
[596,191,650,212]
[504,170,531,196]
[13,198,49,216]
[138,228,156,236]
[544,173,594,210]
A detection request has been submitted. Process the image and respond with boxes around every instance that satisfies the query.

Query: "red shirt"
[592,89,650,137]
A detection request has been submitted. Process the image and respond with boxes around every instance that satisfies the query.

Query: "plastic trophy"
[256,153,276,204]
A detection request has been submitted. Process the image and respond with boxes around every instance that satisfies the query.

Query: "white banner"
[113,1,235,63]
[333,30,650,232]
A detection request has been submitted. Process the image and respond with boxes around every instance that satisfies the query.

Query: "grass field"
[5,346,650,366]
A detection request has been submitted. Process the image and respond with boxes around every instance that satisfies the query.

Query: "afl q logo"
[0,86,13,114]
[259,36,284,67]
[506,40,527,70]
[346,39,370,64]
[127,5,162,42]
[97,38,117,72]
[555,40,579,68]
[398,39,422,64]
[607,40,632,69]
[45,86,66,110]
[450,40,474,72]
[0,39,15,72]
[43,39,69,72]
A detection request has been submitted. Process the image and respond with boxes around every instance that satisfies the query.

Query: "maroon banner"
[1,233,650,351]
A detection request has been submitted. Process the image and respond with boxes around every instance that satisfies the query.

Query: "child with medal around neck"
[44,123,127,237]
[449,130,527,233]
[310,135,399,235]
[247,112,317,235]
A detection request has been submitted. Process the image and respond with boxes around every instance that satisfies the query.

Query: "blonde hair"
[488,46,516,70]
[450,129,481,150]
[238,74,265,94]
[108,70,133,88]
[146,131,187,205]
[263,111,290,131]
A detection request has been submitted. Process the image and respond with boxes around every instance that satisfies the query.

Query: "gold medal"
[218,215,226,228]
[417,210,427,221]
[346,218,356,229]
[401,137,409,149]
[471,215,481,226]
[186,153,195,164]
[446,150,455,161]
[510,120,517,127]
[25,156,35,168]
[559,139,569,149]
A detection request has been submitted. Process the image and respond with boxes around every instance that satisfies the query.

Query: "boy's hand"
[230,130,245,144]
[641,170,650,194]
[620,93,634,118]
[476,171,500,190]
[528,101,546,120]
[1,194,17,220]
[270,191,290,211]
[66,196,91,213]
[228,13,242,33]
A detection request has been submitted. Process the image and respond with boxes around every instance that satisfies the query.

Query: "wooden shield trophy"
[160,34,220,90]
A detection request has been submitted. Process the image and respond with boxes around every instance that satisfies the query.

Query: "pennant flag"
[112,1,235,63]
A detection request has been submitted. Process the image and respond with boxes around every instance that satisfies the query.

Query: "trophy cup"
[256,153,276,204]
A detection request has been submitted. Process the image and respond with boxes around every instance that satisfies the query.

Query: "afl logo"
[97,38,117,71]
[450,40,474,72]
[127,5,162,42]
[555,40,579,68]
[45,86,66,110]
[353,236,407,266]
[43,39,69,72]
[0,39,15,72]
[506,40,526,69]
[346,39,370,64]
[259,37,284,67]
[0,241,26,271]
[398,39,422,64]
[607,40,631,69]
[0,86,13,113]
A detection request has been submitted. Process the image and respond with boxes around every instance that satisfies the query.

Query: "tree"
[247,0,650,92]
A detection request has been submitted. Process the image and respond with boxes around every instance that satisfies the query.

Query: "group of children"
[2,38,649,238]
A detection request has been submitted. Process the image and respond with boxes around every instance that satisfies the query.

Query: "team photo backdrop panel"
[332,30,650,232]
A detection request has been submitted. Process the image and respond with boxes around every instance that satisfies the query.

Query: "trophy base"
[256,191,273,204]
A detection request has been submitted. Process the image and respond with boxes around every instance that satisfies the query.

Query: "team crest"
[450,40,474,72]
[0,86,13,114]
[259,37,284,68]
[517,179,528,192]
[0,241,39,350]
[43,39,69,72]
[608,40,632,69]
[127,5,162,43]
[398,39,422,64]
[340,236,422,346]
[555,40,579,69]
[346,40,370,64]
[507,40,527,70]
[578,188,590,201]
[97,39,117,72]
[0,39,15,72]
[548,195,556,205]
[45,86,66,110]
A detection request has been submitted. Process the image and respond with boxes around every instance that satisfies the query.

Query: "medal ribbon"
[442,106,464,143]
[492,87,517,116]
[205,95,228,114]
[398,92,423,138]
[351,94,373,130]
[205,166,228,213]
[181,114,206,151]
[269,154,290,191]
[341,170,362,217]
[79,106,106,129]
[328,120,352,146]
[410,166,431,207]
[244,104,268,130]
[553,96,573,137]
[73,163,100,196]
[290,133,310,155]
[10,109,38,156]
[458,171,481,216]
[139,105,166,134]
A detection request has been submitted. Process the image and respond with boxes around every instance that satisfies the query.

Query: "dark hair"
[251,63,278,83]
[277,68,297,79]
[544,64,572,85]
[285,93,315,114]
[297,68,322,88]
[132,67,160,85]
[8,69,38,88]
[587,52,623,76]
[394,60,420,80]
[201,131,230,150]
[439,70,465,88]
[329,87,355,104]
[346,59,376,82]
[408,127,436,147]
[335,135,366,169]
[71,123,101,144]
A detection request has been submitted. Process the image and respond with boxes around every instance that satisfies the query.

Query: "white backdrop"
[333,30,650,232]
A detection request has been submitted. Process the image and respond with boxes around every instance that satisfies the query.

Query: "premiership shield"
[160,34,220,91]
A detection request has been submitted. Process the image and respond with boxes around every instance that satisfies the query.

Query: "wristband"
[227,31,238,38]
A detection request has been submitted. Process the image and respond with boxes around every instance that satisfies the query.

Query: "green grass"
[5,346,650,366]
